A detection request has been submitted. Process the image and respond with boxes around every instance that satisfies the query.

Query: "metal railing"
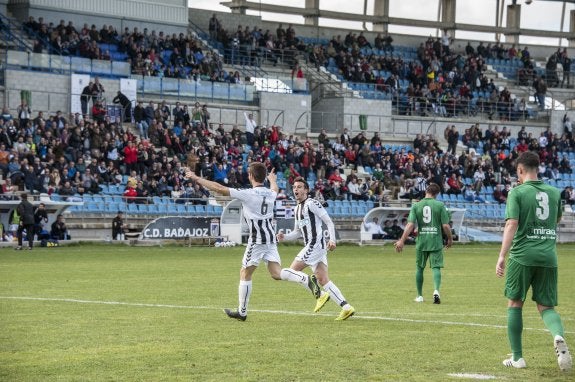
[6,50,131,77]
[0,13,33,52]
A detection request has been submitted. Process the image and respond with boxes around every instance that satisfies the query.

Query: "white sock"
[280,268,310,291]
[238,280,252,316]
[323,281,351,310]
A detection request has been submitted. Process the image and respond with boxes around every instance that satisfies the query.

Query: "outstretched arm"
[185,170,230,196]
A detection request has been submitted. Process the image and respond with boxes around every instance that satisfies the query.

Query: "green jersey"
[407,197,450,251]
[506,180,562,267]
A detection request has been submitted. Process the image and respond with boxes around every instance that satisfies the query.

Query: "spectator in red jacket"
[91,100,106,122]
[123,140,138,173]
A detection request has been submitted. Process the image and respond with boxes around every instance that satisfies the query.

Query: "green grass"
[1,243,574,381]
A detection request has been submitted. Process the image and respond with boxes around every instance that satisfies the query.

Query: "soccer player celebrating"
[186,163,321,321]
[394,183,452,304]
[496,151,572,371]
[277,176,355,321]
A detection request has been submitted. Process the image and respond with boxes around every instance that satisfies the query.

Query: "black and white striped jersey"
[230,186,277,244]
[287,197,335,248]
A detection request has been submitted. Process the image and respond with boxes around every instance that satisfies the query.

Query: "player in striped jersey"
[277,176,355,321]
[186,163,322,321]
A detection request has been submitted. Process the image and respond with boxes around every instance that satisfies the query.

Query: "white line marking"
[447,373,498,380]
[1,296,573,334]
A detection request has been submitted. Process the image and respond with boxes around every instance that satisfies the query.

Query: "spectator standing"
[91,77,105,103]
[244,112,257,147]
[15,192,35,250]
[33,202,48,240]
[17,100,31,130]
[112,91,132,122]
[112,211,125,240]
[134,101,148,139]
[80,81,92,117]
[208,14,220,41]
[447,125,459,156]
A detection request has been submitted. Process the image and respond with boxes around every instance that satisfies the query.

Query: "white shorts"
[242,243,281,268]
[295,245,328,272]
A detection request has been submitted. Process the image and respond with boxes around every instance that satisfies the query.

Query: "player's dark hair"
[293,176,309,190]
[426,183,441,196]
[249,162,267,183]
[517,150,539,171]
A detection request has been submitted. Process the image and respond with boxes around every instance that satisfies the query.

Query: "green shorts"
[504,258,558,307]
[416,249,443,269]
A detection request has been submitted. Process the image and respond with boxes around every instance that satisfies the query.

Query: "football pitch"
[1,243,574,381]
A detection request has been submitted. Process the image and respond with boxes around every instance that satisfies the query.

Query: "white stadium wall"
[8,0,188,34]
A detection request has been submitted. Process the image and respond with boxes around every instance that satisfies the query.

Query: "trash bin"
[21,90,31,107]
[359,114,367,131]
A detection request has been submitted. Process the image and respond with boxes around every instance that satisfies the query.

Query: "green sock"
[541,308,564,338]
[415,267,424,296]
[507,307,523,361]
[432,267,441,291]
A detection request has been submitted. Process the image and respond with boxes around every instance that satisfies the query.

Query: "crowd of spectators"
[3,15,574,213]
[1,98,574,211]
[319,32,541,119]
[20,14,570,124]
[22,15,312,82]
[22,16,230,82]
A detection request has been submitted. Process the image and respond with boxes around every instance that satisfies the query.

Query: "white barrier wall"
[360,207,466,244]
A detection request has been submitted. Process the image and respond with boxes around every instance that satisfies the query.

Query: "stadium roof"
[191,0,575,46]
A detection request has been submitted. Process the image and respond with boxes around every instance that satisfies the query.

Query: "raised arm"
[185,170,230,196]
[267,168,278,193]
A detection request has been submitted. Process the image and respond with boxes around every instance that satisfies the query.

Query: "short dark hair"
[293,176,309,190]
[248,162,267,183]
[20,193,28,200]
[517,151,539,171]
[426,183,441,196]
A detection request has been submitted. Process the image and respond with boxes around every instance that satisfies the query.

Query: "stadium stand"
[0,3,574,241]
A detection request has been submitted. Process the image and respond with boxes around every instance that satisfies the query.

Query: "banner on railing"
[71,73,90,115]
[120,78,138,111]
[140,216,219,240]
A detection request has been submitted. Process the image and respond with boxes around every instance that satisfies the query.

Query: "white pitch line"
[1,296,573,334]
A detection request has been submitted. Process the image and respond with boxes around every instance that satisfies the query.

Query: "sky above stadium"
[188,0,575,46]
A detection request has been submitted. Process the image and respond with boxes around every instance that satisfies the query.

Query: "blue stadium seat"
[86,202,104,213]
[127,203,139,215]
[138,204,150,214]
[106,202,119,213]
